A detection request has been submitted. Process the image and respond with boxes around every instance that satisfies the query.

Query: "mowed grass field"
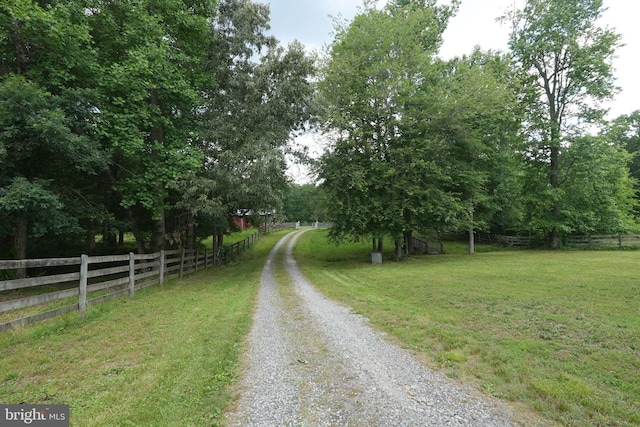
[2,228,638,426]
[0,230,291,426]
[294,230,640,427]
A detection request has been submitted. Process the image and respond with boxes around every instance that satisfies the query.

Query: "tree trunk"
[126,208,146,254]
[548,95,561,249]
[404,231,413,255]
[187,214,195,250]
[85,219,96,252]
[213,233,219,264]
[102,221,117,250]
[152,206,165,252]
[149,88,165,254]
[213,226,224,264]
[468,207,475,255]
[106,169,145,253]
[14,218,28,279]
[11,20,28,74]
[377,237,383,253]
[394,238,404,260]
[550,143,560,249]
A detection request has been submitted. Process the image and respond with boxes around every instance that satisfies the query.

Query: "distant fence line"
[412,236,444,254]
[565,234,640,248]
[459,232,640,249]
[0,225,297,333]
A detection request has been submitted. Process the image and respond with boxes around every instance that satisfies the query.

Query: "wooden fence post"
[179,248,185,278]
[129,252,135,299]
[618,234,623,249]
[79,254,88,318]
[204,248,208,270]
[194,250,198,273]
[159,250,165,286]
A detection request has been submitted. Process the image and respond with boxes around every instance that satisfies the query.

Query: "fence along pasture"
[566,234,640,248]
[454,232,640,249]
[0,229,280,332]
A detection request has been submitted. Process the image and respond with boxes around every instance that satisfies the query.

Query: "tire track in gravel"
[225,231,541,427]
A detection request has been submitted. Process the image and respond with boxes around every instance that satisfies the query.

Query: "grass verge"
[293,229,640,427]
[0,230,291,426]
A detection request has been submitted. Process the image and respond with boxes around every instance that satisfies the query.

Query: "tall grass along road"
[225,230,533,426]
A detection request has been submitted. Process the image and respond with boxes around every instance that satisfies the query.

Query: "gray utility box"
[370,252,382,264]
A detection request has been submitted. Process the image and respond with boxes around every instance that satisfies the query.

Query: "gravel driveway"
[224,231,534,426]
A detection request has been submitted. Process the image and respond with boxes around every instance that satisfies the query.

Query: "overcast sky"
[264,0,639,120]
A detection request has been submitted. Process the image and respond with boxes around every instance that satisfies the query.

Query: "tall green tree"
[85,0,215,252]
[1,0,316,260]
[0,1,104,266]
[504,0,621,247]
[180,0,316,251]
[431,49,522,253]
[319,0,458,258]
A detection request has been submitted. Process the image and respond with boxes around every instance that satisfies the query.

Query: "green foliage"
[504,0,626,245]
[429,50,523,235]
[608,111,640,223]
[1,0,637,256]
[319,3,521,249]
[0,0,310,257]
[560,135,637,233]
[0,177,78,238]
[0,74,101,247]
[87,0,214,227]
[195,0,317,228]
[319,0,455,245]
[283,184,328,223]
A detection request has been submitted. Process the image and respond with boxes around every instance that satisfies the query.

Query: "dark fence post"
[128,252,135,299]
[179,248,185,278]
[79,254,88,318]
[159,250,165,287]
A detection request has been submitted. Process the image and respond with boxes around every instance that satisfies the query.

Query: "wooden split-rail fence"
[1,249,212,332]
[0,230,277,333]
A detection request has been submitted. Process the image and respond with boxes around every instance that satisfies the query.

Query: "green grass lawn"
[3,228,637,426]
[0,230,290,427]
[294,230,640,427]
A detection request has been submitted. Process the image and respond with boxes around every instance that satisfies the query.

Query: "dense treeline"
[2,0,639,266]
[282,184,328,224]
[318,0,639,255]
[0,0,316,267]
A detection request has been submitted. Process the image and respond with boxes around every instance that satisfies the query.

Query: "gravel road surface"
[224,231,533,426]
